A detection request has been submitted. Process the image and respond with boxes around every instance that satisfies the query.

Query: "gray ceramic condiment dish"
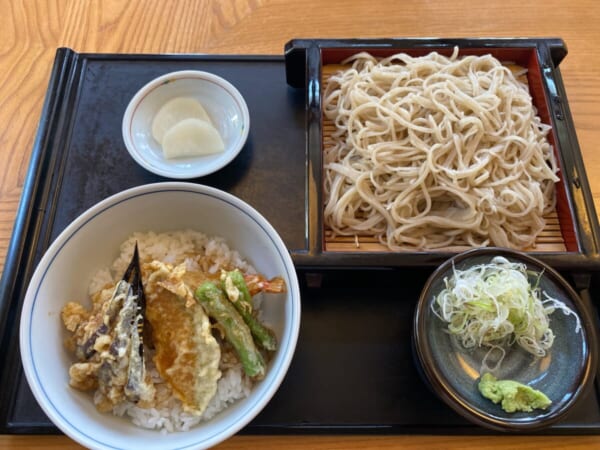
[413,247,598,431]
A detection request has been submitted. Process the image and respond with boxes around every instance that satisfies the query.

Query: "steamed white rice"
[89,230,257,433]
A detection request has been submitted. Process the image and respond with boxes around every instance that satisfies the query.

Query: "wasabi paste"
[478,373,552,413]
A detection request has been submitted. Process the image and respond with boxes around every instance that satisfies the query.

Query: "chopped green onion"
[431,256,580,370]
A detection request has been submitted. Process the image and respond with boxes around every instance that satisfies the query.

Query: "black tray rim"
[2,45,600,436]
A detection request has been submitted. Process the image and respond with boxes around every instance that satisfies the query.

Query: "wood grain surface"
[1,0,600,448]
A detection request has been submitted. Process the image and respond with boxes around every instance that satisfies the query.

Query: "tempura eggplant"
[63,244,155,410]
[73,280,128,361]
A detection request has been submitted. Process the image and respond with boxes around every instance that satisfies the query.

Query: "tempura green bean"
[223,270,277,352]
[195,281,266,379]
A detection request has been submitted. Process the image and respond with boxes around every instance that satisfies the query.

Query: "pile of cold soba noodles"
[322,48,559,250]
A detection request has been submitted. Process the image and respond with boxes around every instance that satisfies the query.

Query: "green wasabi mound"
[478,373,552,413]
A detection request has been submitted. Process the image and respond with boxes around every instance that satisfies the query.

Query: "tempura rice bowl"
[19,182,301,450]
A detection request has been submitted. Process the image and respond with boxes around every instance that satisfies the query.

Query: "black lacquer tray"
[2,39,600,436]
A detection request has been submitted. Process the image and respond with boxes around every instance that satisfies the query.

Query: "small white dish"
[122,71,250,179]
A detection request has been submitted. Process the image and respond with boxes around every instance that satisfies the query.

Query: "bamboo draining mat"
[321,63,567,253]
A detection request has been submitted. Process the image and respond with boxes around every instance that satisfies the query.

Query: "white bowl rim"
[122,71,250,179]
[19,182,300,450]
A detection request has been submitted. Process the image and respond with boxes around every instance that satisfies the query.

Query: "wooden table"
[1,0,600,448]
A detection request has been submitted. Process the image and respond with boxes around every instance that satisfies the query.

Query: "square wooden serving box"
[284,38,600,270]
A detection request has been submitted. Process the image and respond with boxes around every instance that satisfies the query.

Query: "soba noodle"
[322,48,559,250]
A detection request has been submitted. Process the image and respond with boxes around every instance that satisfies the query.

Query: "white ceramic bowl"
[20,182,300,450]
[122,71,250,179]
